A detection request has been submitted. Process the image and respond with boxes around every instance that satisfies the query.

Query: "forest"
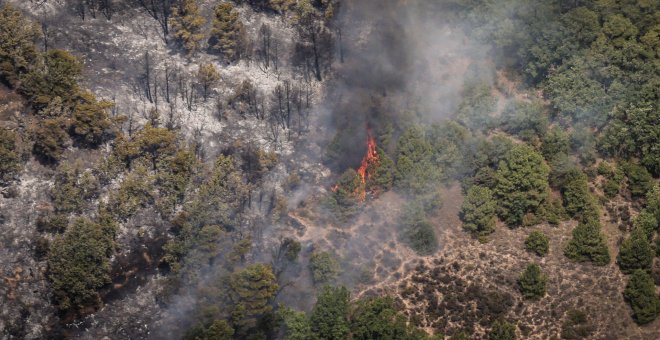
[0,0,658,339]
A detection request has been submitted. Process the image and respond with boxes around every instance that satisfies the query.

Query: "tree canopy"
[494,144,549,227]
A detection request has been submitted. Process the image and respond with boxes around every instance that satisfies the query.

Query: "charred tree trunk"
[311,30,322,81]
[143,52,153,103]
[337,27,344,63]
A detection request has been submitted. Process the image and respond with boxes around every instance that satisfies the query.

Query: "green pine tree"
[564,221,610,266]
[494,144,550,226]
[211,2,245,62]
[617,228,654,274]
[518,263,546,300]
[624,270,659,324]
[461,185,497,237]
[169,0,206,54]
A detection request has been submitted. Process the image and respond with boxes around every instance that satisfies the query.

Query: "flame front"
[330,129,379,201]
[355,129,379,200]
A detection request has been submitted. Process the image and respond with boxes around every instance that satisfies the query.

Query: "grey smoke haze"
[155,0,501,336]
[273,0,500,305]
[325,0,492,168]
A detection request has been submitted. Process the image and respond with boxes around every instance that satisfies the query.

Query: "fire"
[330,128,379,201]
[355,129,379,200]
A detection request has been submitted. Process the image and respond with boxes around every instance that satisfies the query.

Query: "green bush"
[456,81,496,131]
[326,168,362,221]
[537,197,567,225]
[525,231,549,257]
[0,4,41,87]
[47,217,115,313]
[632,210,658,240]
[229,264,278,334]
[70,91,113,146]
[107,166,154,220]
[395,125,443,196]
[461,185,497,236]
[617,228,653,274]
[0,127,21,184]
[645,184,660,222]
[450,331,471,340]
[494,144,550,226]
[183,319,234,340]
[540,127,569,162]
[560,309,594,339]
[32,118,69,163]
[427,121,471,181]
[518,263,546,300]
[400,201,438,255]
[309,251,341,284]
[561,169,599,223]
[211,2,245,62]
[20,49,82,110]
[277,307,312,340]
[564,221,610,266]
[597,162,623,199]
[499,100,548,144]
[602,179,620,199]
[623,162,654,199]
[36,214,68,233]
[51,162,98,214]
[155,150,196,214]
[489,319,516,340]
[169,0,206,54]
[350,296,423,340]
[366,147,396,193]
[624,270,659,324]
[311,286,350,340]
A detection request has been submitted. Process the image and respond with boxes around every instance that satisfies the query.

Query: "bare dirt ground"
[290,183,659,339]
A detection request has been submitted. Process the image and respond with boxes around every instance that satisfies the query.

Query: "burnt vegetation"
[0,0,658,339]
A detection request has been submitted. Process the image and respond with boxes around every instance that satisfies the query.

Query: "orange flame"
[330,129,379,201]
[355,129,379,201]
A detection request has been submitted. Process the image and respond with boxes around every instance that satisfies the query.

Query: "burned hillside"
[0,0,659,339]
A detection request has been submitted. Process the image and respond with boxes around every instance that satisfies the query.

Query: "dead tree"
[152,70,159,108]
[283,80,291,129]
[125,106,137,137]
[192,124,205,160]
[39,11,53,52]
[257,23,281,73]
[73,0,112,20]
[74,0,86,20]
[139,51,153,103]
[256,24,273,72]
[99,0,113,19]
[229,79,263,119]
[269,84,286,130]
[271,237,301,279]
[147,107,160,127]
[164,63,172,103]
[165,96,179,130]
[294,16,334,81]
[267,114,281,147]
[177,67,196,111]
[136,0,175,41]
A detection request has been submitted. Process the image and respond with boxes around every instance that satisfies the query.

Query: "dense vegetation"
[279,286,427,340]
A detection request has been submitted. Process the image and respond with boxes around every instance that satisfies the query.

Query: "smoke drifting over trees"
[0,0,658,339]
